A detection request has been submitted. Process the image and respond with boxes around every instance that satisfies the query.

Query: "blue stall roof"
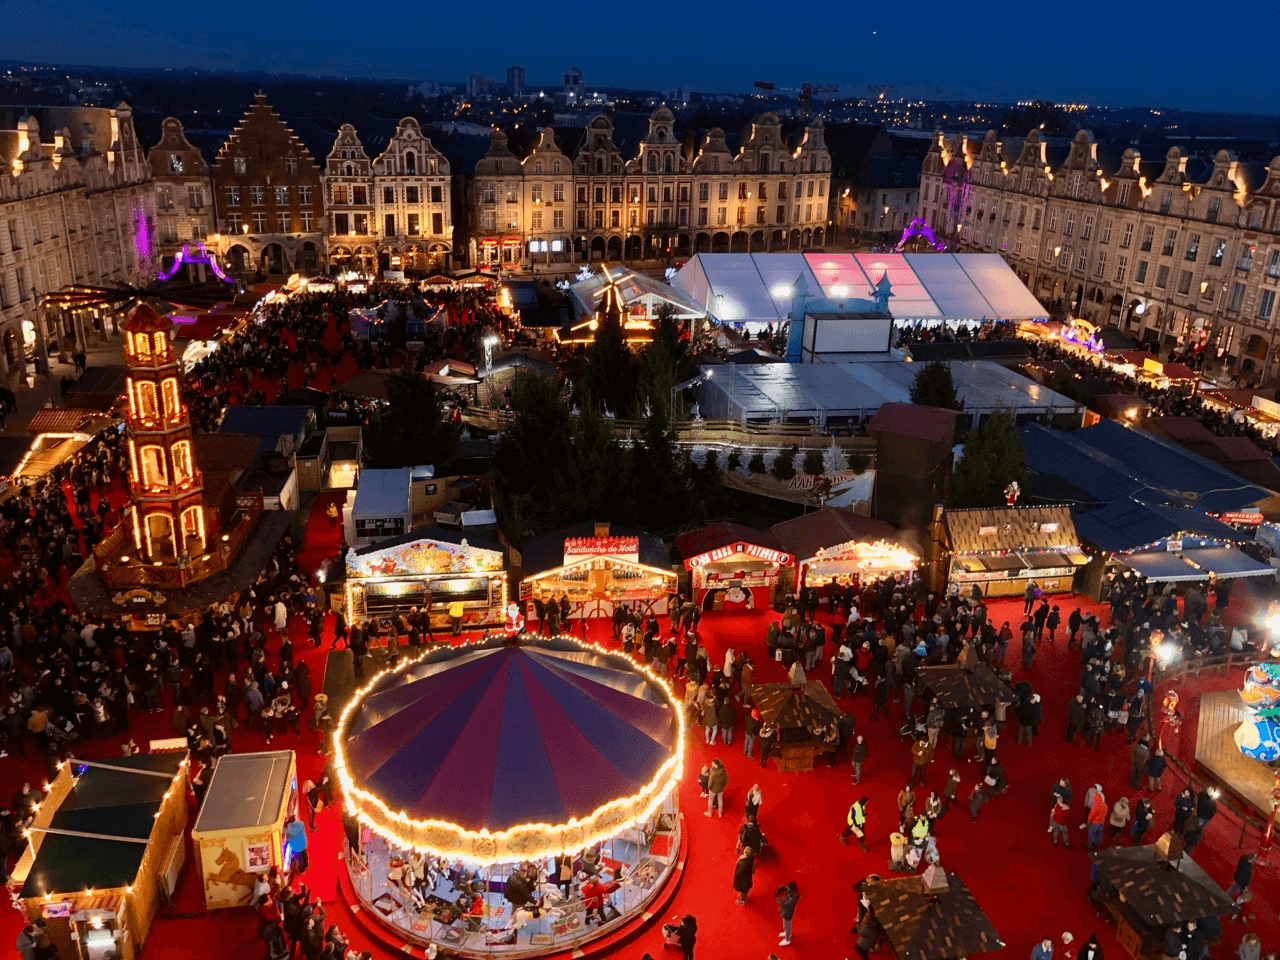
[1115,551,1203,583]
[219,405,312,439]
[1073,500,1244,554]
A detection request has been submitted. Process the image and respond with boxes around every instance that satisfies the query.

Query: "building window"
[1207,196,1221,223]
[1047,209,1058,232]
[612,187,622,204]
[776,205,785,223]
[354,214,368,234]
[484,211,498,231]
[1258,289,1275,320]
[1076,248,1086,271]
[719,183,729,202]
[648,186,657,204]
[552,210,563,229]
[1081,214,1093,240]
[1115,256,1127,282]
[1119,222,1133,249]
[531,185,543,203]
[225,187,241,207]
[1228,281,1246,312]
[576,210,586,229]
[1059,245,1070,268]
[276,213,291,232]
[384,214,396,236]
[169,154,184,174]
[663,187,672,203]
[300,212,313,232]
[252,213,267,233]
[432,213,443,234]
[698,208,708,226]
[484,185,496,204]
[405,213,420,236]
[1210,239,1226,267]
[250,186,265,206]
[1118,182,1131,205]
[299,185,312,205]
[1185,234,1200,261]
[274,186,289,206]
[404,186,418,204]
[353,186,368,205]
[227,213,242,233]
[1135,260,1148,283]
[285,158,298,176]
[1177,270,1192,295]
[233,156,246,176]
[187,187,204,210]
[756,206,766,224]
[383,186,395,204]
[1031,209,1041,230]
[1099,218,1111,243]
[552,184,564,203]
[1155,264,1168,288]
[531,211,543,230]
[716,208,727,226]
[1162,230,1177,256]
[594,210,603,228]
[1238,245,1255,271]
[1140,226,1154,252]
[1159,190,1172,215]
[1268,250,1280,278]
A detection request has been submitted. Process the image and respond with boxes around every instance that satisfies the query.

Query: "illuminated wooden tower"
[120,303,218,565]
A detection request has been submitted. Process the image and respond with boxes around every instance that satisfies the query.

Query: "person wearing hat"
[743,708,761,759]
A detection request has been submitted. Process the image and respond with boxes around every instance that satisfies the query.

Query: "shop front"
[677,522,793,612]
[345,530,509,631]
[773,509,918,600]
[521,523,676,622]
[942,504,1089,598]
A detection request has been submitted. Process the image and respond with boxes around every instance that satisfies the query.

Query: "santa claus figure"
[505,603,525,637]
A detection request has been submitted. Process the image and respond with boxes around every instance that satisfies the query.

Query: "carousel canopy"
[336,636,683,862]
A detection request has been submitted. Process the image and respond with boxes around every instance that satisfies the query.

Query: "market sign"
[347,539,504,579]
[1216,511,1264,527]
[563,536,640,563]
[810,538,919,572]
[687,542,793,568]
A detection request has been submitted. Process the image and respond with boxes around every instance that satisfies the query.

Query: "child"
[698,763,710,798]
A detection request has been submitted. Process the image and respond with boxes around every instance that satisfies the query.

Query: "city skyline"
[5,0,1280,114]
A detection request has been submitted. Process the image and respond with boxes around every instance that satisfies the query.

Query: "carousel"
[333,634,686,957]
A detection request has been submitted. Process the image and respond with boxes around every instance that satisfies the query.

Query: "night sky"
[4,0,1278,112]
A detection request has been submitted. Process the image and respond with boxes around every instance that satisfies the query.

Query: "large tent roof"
[672,252,1047,325]
[340,637,679,840]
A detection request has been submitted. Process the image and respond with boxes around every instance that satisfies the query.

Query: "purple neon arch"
[156,243,235,284]
[895,217,947,252]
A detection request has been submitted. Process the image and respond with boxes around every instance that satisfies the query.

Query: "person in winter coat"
[1085,789,1108,849]
[1130,797,1154,845]
[716,698,737,746]
[852,734,868,783]
[1227,853,1255,903]
[1108,797,1131,840]
[840,797,869,850]
[732,847,755,904]
[705,759,728,817]
[743,708,761,759]
[1129,737,1150,789]
[675,914,697,960]
[1050,798,1071,846]
[1173,788,1196,834]
[775,881,800,946]
[1079,933,1103,960]
[1146,747,1167,792]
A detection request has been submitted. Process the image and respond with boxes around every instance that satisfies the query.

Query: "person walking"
[674,915,696,960]
[732,847,755,905]
[743,708,760,759]
[840,797,869,850]
[1146,746,1166,792]
[1031,937,1054,960]
[1129,737,1150,789]
[909,735,932,786]
[851,735,868,784]
[1227,853,1255,904]
[1085,788,1107,849]
[285,815,309,873]
[943,769,961,813]
[775,881,799,947]
[705,759,728,818]
[897,784,916,831]
[1108,796,1131,841]
[1131,797,1154,846]
[1050,798,1071,847]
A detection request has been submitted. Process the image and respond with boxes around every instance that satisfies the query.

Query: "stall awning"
[1181,546,1276,580]
[1116,551,1202,583]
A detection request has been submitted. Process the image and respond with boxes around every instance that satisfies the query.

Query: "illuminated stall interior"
[942,504,1088,598]
[521,523,676,622]
[677,521,794,612]
[335,635,685,957]
[344,528,509,631]
[772,508,917,597]
[10,753,190,960]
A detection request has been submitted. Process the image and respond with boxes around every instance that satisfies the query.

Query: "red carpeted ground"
[5,503,1279,959]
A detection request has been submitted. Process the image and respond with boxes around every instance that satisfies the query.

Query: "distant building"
[0,102,156,377]
[467,74,494,100]
[210,93,325,277]
[563,67,585,100]
[506,66,525,99]
[147,117,215,263]
[324,118,453,274]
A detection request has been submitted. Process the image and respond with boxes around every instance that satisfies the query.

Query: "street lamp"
[483,334,500,378]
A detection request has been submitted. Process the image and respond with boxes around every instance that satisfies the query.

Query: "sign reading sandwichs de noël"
[562,536,640,564]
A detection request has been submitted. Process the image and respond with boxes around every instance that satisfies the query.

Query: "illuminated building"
[68,303,289,628]
[0,104,157,378]
[919,128,1280,375]
[147,118,215,267]
[210,94,325,277]
[462,107,832,270]
[324,118,453,275]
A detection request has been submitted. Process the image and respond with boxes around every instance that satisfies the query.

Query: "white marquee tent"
[673,252,1048,328]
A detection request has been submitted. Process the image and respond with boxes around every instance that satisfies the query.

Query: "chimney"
[594,522,610,538]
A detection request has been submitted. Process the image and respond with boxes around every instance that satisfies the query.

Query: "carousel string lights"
[331,632,687,866]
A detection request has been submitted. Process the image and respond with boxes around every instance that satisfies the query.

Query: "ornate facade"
[919,128,1280,375]
[210,94,325,277]
[324,117,453,274]
[148,118,215,262]
[464,107,832,270]
[0,104,156,377]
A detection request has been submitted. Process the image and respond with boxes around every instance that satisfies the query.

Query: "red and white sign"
[1216,511,1264,526]
[687,542,793,569]
[563,536,640,563]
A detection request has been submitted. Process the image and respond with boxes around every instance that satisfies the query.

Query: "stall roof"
[1181,546,1275,579]
[772,508,902,563]
[352,467,413,519]
[945,504,1080,554]
[334,370,394,401]
[25,408,111,435]
[1073,499,1242,554]
[1089,846,1234,927]
[570,264,706,320]
[219,405,311,440]
[521,521,669,578]
[194,751,294,833]
[867,402,959,444]
[350,525,504,560]
[917,664,1014,712]
[1115,550,1203,583]
[675,521,784,562]
[19,753,186,898]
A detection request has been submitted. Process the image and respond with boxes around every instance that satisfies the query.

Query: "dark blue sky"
[5,0,1279,112]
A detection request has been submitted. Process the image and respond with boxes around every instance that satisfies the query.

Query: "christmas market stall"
[191,750,298,910]
[1088,845,1235,960]
[941,504,1088,598]
[916,665,1015,751]
[748,681,842,772]
[676,521,793,612]
[520,522,676,624]
[863,866,1003,960]
[8,753,190,960]
[334,635,686,957]
[771,508,918,602]
[344,529,509,632]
